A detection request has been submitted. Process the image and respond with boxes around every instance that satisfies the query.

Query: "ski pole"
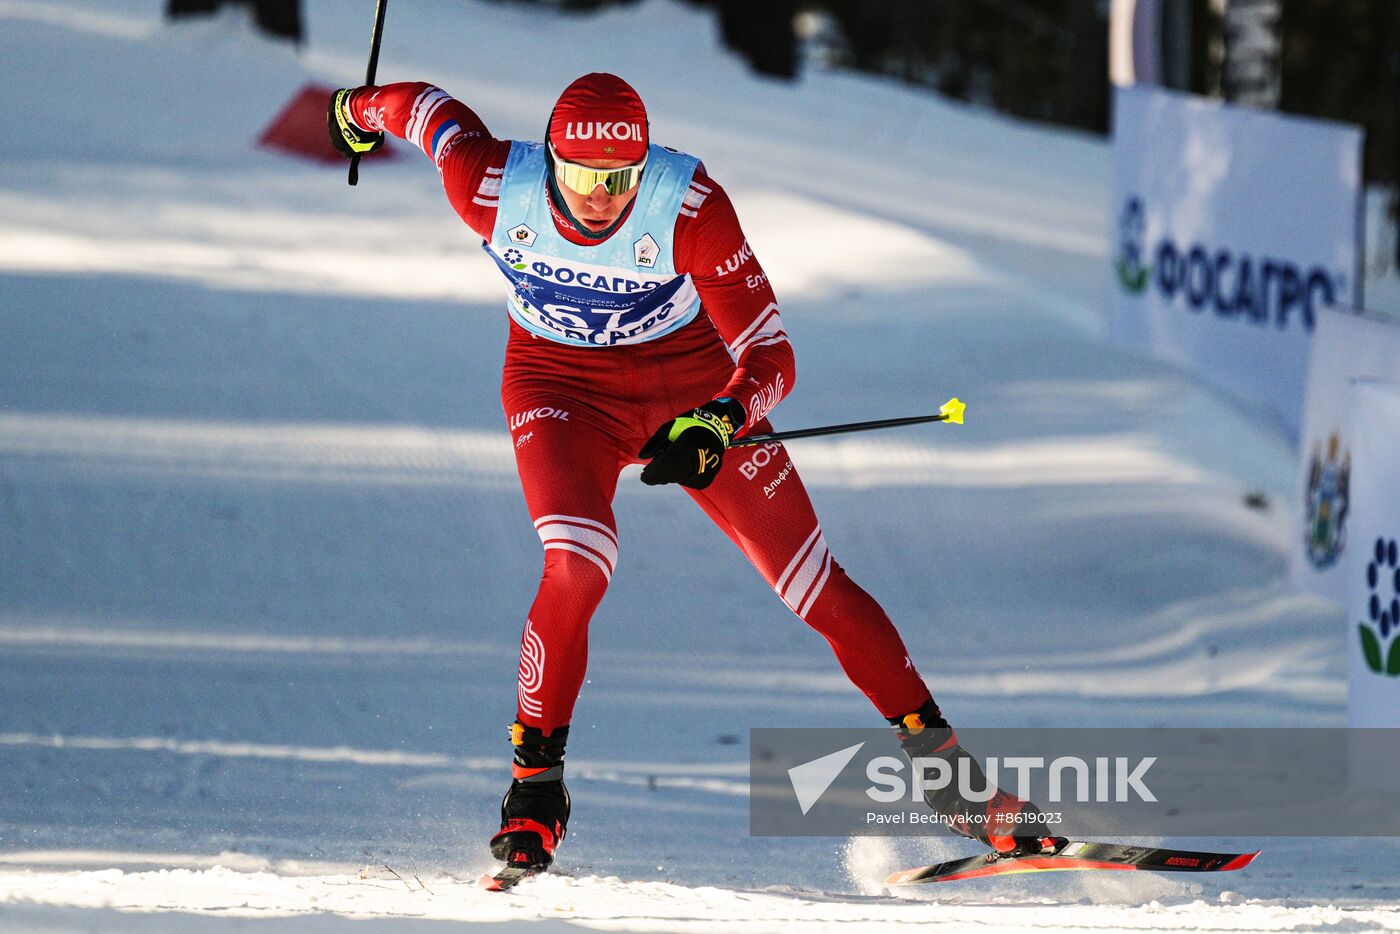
[728,397,965,448]
[348,0,389,187]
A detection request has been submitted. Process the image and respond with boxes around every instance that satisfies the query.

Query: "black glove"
[639,398,745,490]
[327,88,384,159]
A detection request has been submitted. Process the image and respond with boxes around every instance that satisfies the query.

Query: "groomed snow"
[0,0,1395,930]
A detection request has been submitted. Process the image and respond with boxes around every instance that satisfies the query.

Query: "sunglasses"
[549,143,647,196]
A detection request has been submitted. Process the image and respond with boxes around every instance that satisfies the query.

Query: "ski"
[477,862,538,892]
[884,840,1260,886]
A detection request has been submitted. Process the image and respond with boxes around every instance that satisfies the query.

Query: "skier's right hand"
[327,88,385,159]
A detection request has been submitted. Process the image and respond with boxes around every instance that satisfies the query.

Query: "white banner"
[1110,86,1363,435]
[1345,381,1400,727]
[1291,307,1400,604]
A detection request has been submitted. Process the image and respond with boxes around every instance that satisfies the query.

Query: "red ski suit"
[345,83,931,732]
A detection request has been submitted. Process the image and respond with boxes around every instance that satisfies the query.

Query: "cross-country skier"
[329,73,1057,874]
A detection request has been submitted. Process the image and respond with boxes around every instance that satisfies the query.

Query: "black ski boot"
[890,699,1063,858]
[489,722,570,872]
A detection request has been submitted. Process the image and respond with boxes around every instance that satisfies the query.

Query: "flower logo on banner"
[1115,197,1150,295]
[1359,537,1400,676]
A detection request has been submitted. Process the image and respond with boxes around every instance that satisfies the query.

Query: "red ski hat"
[547,73,649,164]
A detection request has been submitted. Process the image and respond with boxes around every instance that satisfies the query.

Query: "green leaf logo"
[1361,537,1400,676]
[1359,623,1384,673]
[1115,197,1151,296]
[1116,257,1149,294]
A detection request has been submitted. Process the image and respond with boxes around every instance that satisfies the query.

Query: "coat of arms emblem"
[1305,432,1350,568]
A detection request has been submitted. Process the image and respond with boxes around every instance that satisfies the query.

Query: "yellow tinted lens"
[554,161,643,196]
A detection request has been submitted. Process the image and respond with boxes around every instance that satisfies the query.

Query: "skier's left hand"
[639,398,745,490]
[327,88,385,159]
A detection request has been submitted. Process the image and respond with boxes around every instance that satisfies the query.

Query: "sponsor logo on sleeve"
[714,240,754,277]
[746,373,785,425]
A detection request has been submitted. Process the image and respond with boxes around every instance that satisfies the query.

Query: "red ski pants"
[501,320,931,733]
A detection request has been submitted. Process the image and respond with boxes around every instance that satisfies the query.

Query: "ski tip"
[883,867,922,886]
[479,862,539,892]
[1220,851,1261,872]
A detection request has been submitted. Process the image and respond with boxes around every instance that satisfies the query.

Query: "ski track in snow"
[2,863,1399,933]
[1,0,1396,930]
